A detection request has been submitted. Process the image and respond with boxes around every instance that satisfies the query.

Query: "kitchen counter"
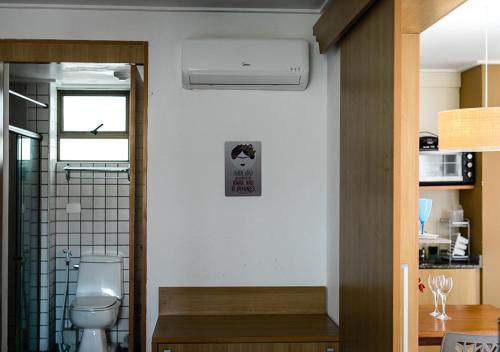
[420,256,481,269]
[419,263,481,269]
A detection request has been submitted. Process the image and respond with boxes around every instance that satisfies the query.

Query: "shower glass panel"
[8,129,40,352]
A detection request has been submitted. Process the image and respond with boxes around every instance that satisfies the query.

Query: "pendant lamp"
[438,0,500,151]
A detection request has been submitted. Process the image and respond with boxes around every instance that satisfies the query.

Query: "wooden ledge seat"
[152,314,339,345]
[152,287,340,351]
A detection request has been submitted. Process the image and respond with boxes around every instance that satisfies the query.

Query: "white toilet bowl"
[70,296,121,352]
[70,255,123,352]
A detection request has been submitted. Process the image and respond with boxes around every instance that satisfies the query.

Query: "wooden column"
[338,1,398,351]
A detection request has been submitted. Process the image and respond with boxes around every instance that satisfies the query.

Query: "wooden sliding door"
[338,1,398,351]
[314,1,466,351]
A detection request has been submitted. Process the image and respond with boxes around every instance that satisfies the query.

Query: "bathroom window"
[58,90,129,161]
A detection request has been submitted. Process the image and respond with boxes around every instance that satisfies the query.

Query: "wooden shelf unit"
[418,238,452,245]
[419,185,474,191]
[152,287,340,352]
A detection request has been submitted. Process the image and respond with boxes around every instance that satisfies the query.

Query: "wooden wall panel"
[133,66,146,351]
[140,57,149,351]
[314,0,464,52]
[401,0,466,34]
[460,66,484,108]
[460,64,500,108]
[459,64,500,308]
[394,31,420,352]
[158,287,326,316]
[313,0,376,53]
[129,65,147,352]
[459,66,484,256]
[0,39,146,64]
[318,1,469,351]
[339,1,396,351]
[129,64,148,350]
[487,65,500,106]
[460,152,500,308]
[480,152,500,308]
[129,65,138,352]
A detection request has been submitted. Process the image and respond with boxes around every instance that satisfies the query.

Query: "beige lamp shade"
[438,107,500,151]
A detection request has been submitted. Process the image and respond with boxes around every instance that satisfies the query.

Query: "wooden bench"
[152,287,340,352]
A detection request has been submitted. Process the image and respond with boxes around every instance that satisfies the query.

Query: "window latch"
[90,123,104,135]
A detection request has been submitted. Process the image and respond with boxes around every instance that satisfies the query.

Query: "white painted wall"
[0,8,328,350]
[420,71,461,134]
[326,47,340,324]
[419,189,460,234]
[419,71,461,234]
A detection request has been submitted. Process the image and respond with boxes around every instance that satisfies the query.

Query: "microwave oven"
[419,151,475,186]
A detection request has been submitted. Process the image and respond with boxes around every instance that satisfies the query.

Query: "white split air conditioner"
[182,38,309,91]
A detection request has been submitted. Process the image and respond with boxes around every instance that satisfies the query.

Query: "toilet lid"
[71,296,118,311]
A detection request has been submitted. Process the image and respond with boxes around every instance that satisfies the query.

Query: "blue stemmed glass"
[418,198,432,235]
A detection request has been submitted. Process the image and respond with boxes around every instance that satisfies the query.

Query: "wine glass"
[427,274,441,317]
[419,198,433,235]
[437,276,453,320]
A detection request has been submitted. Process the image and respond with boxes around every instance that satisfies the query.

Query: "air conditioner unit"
[182,38,309,91]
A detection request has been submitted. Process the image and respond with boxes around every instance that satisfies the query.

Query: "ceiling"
[5,1,497,71]
[421,0,500,71]
[10,63,131,88]
[0,0,328,12]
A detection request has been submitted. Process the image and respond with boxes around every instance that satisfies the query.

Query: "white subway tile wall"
[54,162,130,349]
[26,82,54,351]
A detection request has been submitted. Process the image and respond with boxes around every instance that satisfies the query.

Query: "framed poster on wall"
[225,141,261,196]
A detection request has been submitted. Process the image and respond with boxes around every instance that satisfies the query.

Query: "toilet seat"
[71,296,119,312]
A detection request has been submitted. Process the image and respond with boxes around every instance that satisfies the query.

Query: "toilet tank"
[76,255,123,299]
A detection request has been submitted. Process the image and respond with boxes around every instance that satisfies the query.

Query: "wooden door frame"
[313,1,467,351]
[0,39,148,352]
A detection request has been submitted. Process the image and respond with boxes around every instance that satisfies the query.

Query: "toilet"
[70,255,123,352]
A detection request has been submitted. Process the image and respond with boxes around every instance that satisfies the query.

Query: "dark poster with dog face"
[225,141,261,196]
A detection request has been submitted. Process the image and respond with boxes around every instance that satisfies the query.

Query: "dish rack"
[439,218,471,263]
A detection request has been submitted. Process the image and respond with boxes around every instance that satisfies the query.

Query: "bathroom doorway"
[0,40,148,352]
